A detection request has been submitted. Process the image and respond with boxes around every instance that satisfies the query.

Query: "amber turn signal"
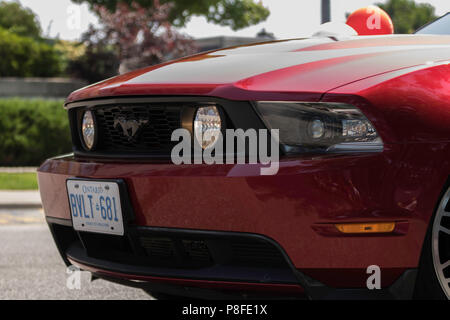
[335,222,396,234]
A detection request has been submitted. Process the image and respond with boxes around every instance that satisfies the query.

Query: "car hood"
[66,34,450,103]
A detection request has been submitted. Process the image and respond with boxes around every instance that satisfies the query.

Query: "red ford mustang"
[38,14,450,299]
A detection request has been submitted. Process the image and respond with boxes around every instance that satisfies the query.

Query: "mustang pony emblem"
[113,117,149,141]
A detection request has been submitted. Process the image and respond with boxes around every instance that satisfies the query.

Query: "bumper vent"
[51,223,299,286]
[139,237,213,268]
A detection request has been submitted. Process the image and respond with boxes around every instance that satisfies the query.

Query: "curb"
[0,203,42,210]
[0,190,42,210]
[0,167,38,173]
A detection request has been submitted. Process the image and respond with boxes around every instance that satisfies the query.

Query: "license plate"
[66,179,124,236]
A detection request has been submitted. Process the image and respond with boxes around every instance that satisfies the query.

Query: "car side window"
[416,13,450,35]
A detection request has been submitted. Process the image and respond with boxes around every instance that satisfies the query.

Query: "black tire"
[414,183,450,300]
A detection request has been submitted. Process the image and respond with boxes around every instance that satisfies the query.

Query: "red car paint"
[66,35,450,102]
[38,34,450,294]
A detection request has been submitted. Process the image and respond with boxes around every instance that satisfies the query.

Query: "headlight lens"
[255,102,383,154]
[194,106,222,149]
[81,110,96,150]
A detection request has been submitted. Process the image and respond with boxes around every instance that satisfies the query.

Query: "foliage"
[0,1,41,38]
[54,40,86,62]
[67,38,120,83]
[69,1,198,80]
[377,0,437,34]
[0,28,63,77]
[0,99,72,166]
[0,3,64,77]
[72,0,270,31]
[70,0,269,80]
[99,2,196,71]
[0,173,38,190]
[54,40,87,78]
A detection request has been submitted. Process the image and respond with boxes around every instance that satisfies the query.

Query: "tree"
[69,0,269,81]
[68,1,198,81]
[0,28,62,77]
[71,0,270,31]
[0,1,41,38]
[377,0,437,34]
[67,36,120,83]
[97,2,197,67]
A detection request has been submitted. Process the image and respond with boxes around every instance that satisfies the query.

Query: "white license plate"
[66,179,124,236]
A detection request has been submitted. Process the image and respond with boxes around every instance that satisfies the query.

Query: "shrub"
[0,28,62,77]
[0,98,72,166]
[54,40,87,76]
[67,44,120,84]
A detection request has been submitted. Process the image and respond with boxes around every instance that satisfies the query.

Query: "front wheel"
[415,185,450,299]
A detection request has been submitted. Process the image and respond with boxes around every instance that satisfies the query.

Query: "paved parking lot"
[0,216,152,300]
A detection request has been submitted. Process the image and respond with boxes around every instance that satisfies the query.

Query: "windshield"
[416,13,450,35]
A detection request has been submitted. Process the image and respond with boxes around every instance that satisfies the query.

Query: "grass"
[0,173,38,190]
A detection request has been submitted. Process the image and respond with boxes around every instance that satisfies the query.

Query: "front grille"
[93,104,182,153]
[69,98,267,159]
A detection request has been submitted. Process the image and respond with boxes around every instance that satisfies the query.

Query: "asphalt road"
[0,213,152,300]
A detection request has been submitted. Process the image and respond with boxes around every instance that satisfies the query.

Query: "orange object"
[346,5,394,35]
[335,222,396,234]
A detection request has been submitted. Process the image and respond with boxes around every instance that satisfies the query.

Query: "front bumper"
[38,146,445,298]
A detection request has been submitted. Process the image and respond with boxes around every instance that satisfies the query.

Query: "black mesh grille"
[54,224,299,285]
[68,227,289,270]
[140,237,176,260]
[182,240,212,264]
[93,104,182,153]
[230,240,286,266]
[139,237,213,267]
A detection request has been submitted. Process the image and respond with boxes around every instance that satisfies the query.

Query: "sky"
[10,0,450,40]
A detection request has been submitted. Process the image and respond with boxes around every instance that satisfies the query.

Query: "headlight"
[255,102,383,154]
[194,106,222,149]
[81,110,96,151]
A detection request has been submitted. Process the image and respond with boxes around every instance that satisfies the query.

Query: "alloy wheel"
[432,187,450,299]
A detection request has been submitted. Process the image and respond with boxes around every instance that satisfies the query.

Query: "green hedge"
[0,28,62,77]
[0,98,72,166]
